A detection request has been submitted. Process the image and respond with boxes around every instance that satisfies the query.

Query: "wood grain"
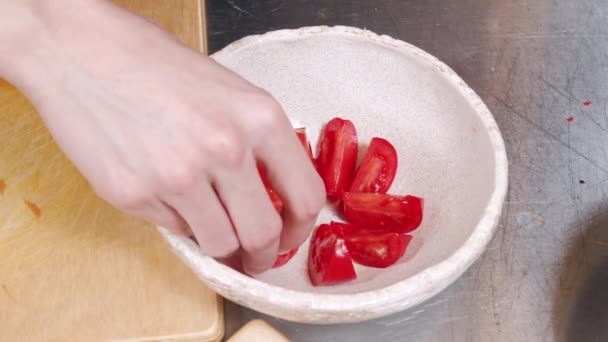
[116,0,206,53]
[0,1,221,341]
[226,320,289,342]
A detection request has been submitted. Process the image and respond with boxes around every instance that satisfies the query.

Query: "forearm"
[0,0,136,91]
[0,0,178,104]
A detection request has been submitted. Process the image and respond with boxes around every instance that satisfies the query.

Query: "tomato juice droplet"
[24,200,42,218]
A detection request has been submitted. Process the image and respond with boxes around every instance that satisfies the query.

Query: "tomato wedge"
[350,137,397,193]
[258,165,284,213]
[342,192,424,233]
[344,230,411,268]
[328,221,354,236]
[273,248,298,268]
[316,118,358,197]
[266,187,283,213]
[308,224,357,286]
[295,127,315,164]
[329,221,411,268]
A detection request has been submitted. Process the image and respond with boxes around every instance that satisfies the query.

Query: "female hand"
[0,0,325,274]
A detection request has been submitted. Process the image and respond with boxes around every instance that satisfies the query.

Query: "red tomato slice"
[258,165,284,213]
[258,164,272,187]
[259,164,294,268]
[342,192,424,233]
[316,118,358,197]
[295,127,315,163]
[308,224,357,286]
[273,248,298,268]
[350,137,397,193]
[266,187,284,213]
[329,221,411,268]
[329,221,354,236]
[344,230,411,268]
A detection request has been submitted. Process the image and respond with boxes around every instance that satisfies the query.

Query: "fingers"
[92,172,193,236]
[256,118,326,252]
[166,181,240,258]
[126,200,192,236]
[213,152,282,274]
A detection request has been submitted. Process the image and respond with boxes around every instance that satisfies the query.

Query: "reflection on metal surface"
[555,214,608,341]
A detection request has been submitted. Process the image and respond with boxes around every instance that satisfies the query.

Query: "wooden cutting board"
[0,1,223,341]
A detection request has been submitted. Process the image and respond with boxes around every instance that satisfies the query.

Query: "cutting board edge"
[111,295,224,342]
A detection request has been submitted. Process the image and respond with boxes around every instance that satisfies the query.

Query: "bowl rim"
[161,25,509,322]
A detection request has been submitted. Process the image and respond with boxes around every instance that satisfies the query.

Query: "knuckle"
[101,186,149,210]
[205,126,247,167]
[90,167,150,210]
[244,217,282,253]
[293,185,325,222]
[251,95,285,132]
[160,162,198,193]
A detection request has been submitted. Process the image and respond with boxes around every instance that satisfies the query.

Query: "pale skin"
[0,0,325,274]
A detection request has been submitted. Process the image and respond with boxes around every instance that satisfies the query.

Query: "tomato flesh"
[256,119,424,280]
[260,127,316,213]
[266,187,284,213]
[342,192,424,233]
[344,230,411,268]
[257,165,284,213]
[308,224,357,286]
[330,221,411,268]
[350,137,397,193]
[273,248,298,268]
[328,221,354,236]
[316,118,358,197]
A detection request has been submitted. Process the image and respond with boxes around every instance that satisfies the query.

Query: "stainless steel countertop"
[207,1,608,341]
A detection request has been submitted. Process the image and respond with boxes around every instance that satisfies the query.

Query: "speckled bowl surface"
[159,26,508,324]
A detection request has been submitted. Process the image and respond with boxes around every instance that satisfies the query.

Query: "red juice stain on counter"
[583,101,592,106]
[24,200,42,218]
[566,116,574,122]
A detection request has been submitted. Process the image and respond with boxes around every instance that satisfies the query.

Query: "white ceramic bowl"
[159,26,508,324]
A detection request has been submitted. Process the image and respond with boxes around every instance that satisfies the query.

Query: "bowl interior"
[210,29,497,294]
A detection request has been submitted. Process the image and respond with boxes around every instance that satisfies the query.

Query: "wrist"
[0,0,109,89]
[0,1,44,83]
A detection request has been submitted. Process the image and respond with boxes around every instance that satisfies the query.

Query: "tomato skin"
[266,187,284,213]
[258,128,317,214]
[342,192,424,233]
[329,221,411,268]
[258,165,294,267]
[329,221,354,236]
[258,165,284,213]
[273,248,298,268]
[350,137,397,193]
[316,118,358,197]
[308,224,357,286]
[344,230,411,268]
[295,127,315,165]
